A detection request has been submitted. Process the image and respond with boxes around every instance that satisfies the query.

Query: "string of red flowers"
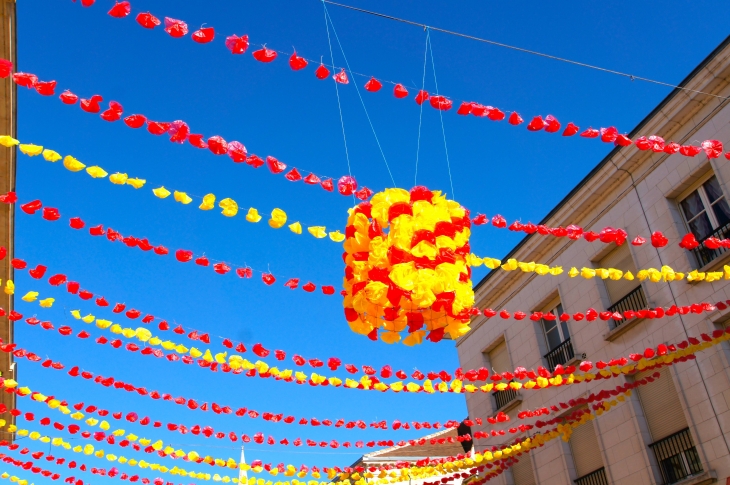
[76,1,730,163]
[17,197,338,296]
[0,60,369,200]
[0,449,180,485]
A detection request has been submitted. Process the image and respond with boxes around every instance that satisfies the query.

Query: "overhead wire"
[427,32,455,198]
[323,4,397,188]
[414,28,430,187]
[322,0,730,101]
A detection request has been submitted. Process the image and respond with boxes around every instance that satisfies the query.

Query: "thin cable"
[321,0,355,204]
[414,28,430,186]
[428,34,455,198]
[324,5,396,188]
[322,0,730,101]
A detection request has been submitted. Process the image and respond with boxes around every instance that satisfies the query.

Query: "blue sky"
[8,0,730,482]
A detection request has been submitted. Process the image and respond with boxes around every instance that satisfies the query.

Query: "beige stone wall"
[457,40,730,484]
[0,0,16,443]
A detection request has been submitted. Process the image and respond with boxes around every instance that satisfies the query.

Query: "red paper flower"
[192,27,215,44]
[42,207,60,221]
[303,173,321,185]
[35,80,56,96]
[284,278,299,289]
[321,178,334,192]
[285,168,302,182]
[289,52,308,70]
[302,282,316,292]
[207,136,228,155]
[429,95,452,111]
[227,141,247,162]
[364,78,382,92]
[631,236,646,246]
[338,176,358,196]
[614,134,633,147]
[0,59,12,78]
[679,233,699,250]
[526,116,545,131]
[315,64,330,79]
[580,127,599,138]
[414,90,429,105]
[650,231,668,248]
[322,286,335,295]
[508,112,523,125]
[393,84,408,98]
[213,263,231,274]
[48,274,67,286]
[147,121,170,135]
[679,145,701,157]
[164,18,189,38]
[236,267,252,278]
[80,95,103,113]
[544,115,561,133]
[108,1,131,18]
[195,256,209,266]
[12,72,37,88]
[123,114,146,128]
[188,134,207,149]
[20,200,42,215]
[59,90,78,104]
[333,69,349,84]
[29,265,46,279]
[600,127,618,143]
[262,273,276,285]
[175,250,193,262]
[10,258,25,269]
[701,140,723,159]
[136,12,161,29]
[354,187,373,200]
[267,156,287,174]
[253,47,277,63]
[167,120,189,143]
[563,122,579,136]
[225,34,249,54]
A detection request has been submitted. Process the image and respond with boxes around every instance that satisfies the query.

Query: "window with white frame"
[679,175,730,242]
[541,302,569,352]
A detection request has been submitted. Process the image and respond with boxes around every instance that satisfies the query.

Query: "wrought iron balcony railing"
[492,385,518,411]
[607,285,648,329]
[544,338,574,371]
[574,467,608,485]
[691,223,730,268]
[649,428,703,484]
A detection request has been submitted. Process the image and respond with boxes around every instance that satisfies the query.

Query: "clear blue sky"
[9,0,730,481]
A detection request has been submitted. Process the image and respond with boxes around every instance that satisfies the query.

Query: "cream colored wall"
[457,42,730,484]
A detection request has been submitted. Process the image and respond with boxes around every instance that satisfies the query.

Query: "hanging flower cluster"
[70,2,730,163]
[0,64,369,199]
[6,137,346,243]
[343,187,474,345]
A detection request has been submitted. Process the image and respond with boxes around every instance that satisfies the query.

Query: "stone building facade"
[456,36,730,485]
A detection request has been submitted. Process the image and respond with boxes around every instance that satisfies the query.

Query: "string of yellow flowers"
[470,254,730,283]
[0,136,345,243]
[20,295,730,397]
[0,471,32,485]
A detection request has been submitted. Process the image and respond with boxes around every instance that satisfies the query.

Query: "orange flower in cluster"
[343,187,475,345]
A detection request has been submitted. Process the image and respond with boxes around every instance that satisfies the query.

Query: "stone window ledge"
[603,318,645,342]
[670,470,717,485]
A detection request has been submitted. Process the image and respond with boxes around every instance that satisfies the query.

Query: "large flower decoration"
[343,187,475,345]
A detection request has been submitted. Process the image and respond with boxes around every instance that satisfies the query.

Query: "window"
[541,300,574,370]
[486,341,518,411]
[569,410,607,485]
[635,367,702,484]
[600,245,647,328]
[510,454,536,485]
[680,175,730,266]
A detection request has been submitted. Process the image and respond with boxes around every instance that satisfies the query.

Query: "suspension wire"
[323,4,396,187]
[321,0,355,204]
[428,33,455,199]
[322,0,730,101]
[414,28,430,187]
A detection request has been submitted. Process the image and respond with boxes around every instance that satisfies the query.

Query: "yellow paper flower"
[153,186,171,198]
[63,155,86,172]
[308,226,327,238]
[19,144,43,156]
[174,191,193,205]
[39,297,54,308]
[0,136,19,147]
[288,222,302,234]
[109,173,128,185]
[199,193,215,210]
[219,198,238,217]
[268,209,287,228]
[42,149,62,162]
[126,178,146,189]
[329,231,345,242]
[21,291,38,302]
[245,208,261,223]
[86,166,108,178]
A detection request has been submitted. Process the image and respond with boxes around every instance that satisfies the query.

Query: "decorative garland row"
[3,63,367,199]
[80,1,730,166]
[4,137,346,243]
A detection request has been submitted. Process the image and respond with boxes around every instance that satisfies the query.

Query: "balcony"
[574,467,608,485]
[649,428,703,484]
[492,385,520,412]
[544,338,575,371]
[607,285,648,329]
[691,222,730,268]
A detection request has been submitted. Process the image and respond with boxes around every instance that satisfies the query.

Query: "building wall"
[0,0,15,443]
[457,40,730,484]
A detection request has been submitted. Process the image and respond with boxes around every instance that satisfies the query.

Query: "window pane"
[544,325,562,351]
[555,303,563,316]
[680,191,706,221]
[542,319,557,335]
[703,176,723,203]
[688,212,714,240]
[560,321,570,340]
[711,197,730,228]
